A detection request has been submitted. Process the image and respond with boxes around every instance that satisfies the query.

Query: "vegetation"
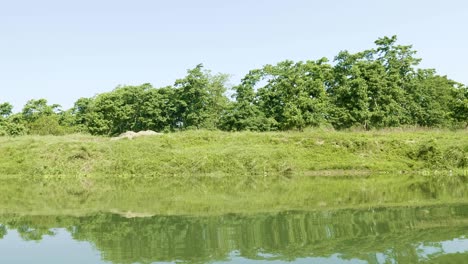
[0,130,467,215]
[0,35,467,216]
[1,30,466,264]
[1,36,467,136]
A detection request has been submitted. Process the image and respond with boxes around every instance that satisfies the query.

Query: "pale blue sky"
[1,0,467,111]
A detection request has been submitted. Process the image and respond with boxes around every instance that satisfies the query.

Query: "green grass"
[0,129,467,215]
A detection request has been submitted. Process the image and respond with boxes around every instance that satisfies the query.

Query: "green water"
[0,204,467,263]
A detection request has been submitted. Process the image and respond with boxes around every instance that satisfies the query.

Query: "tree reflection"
[0,204,467,263]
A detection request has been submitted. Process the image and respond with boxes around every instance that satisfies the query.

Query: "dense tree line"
[1,36,467,136]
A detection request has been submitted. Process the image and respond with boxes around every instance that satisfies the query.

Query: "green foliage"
[405,70,460,127]
[220,69,277,131]
[84,84,155,135]
[15,98,72,136]
[0,120,27,136]
[27,115,69,136]
[0,102,13,118]
[67,65,230,135]
[0,130,466,181]
[256,59,333,130]
[174,64,229,130]
[21,98,61,122]
[0,102,27,136]
[451,84,468,127]
[174,64,211,129]
[329,36,422,129]
[1,36,467,135]
[70,97,94,132]
[0,131,467,217]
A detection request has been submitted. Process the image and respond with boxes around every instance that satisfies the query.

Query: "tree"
[173,64,230,130]
[173,64,211,129]
[0,111,27,136]
[450,84,468,127]
[0,102,13,118]
[81,83,186,135]
[404,70,459,127]
[203,72,230,129]
[70,97,94,132]
[138,86,179,132]
[27,115,67,136]
[256,59,332,130]
[328,36,422,129]
[21,99,61,122]
[0,102,13,136]
[3,36,466,135]
[328,50,372,129]
[220,69,276,131]
[18,99,66,135]
[84,85,148,135]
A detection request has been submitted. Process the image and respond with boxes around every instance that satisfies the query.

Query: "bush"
[444,147,468,168]
[0,121,27,136]
[27,115,68,136]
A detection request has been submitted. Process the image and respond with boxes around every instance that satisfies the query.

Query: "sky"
[1,0,467,111]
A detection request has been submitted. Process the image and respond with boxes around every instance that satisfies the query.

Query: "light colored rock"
[111,130,162,140]
[136,130,161,137]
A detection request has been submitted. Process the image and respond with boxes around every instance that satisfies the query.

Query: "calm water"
[0,204,467,264]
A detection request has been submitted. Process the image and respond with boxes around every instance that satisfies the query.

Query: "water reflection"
[0,204,467,264]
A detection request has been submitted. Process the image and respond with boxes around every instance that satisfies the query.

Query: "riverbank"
[0,129,467,215]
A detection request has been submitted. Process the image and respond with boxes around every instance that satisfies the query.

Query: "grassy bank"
[0,129,467,215]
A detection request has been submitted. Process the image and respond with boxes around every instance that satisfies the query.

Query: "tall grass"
[0,130,467,215]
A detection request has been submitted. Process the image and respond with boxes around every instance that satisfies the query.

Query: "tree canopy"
[0,36,466,136]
